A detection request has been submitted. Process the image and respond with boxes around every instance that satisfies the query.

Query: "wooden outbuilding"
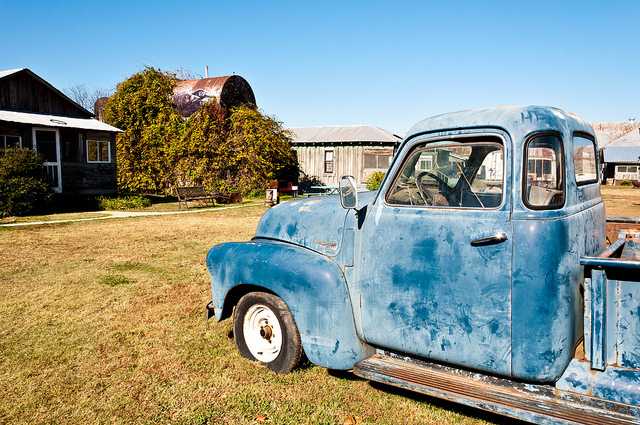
[0,68,122,194]
[289,125,402,186]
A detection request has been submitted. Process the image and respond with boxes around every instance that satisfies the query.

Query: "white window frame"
[33,127,62,193]
[86,140,111,163]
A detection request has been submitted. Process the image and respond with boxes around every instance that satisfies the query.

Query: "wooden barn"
[289,125,402,186]
[0,68,122,194]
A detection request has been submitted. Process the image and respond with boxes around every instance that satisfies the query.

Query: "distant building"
[289,125,402,186]
[602,146,640,184]
[0,68,122,194]
[591,121,640,148]
[593,120,640,184]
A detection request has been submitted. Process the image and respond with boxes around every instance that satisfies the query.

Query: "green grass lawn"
[0,204,502,425]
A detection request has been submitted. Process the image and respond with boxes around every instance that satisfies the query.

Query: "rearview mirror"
[339,175,358,209]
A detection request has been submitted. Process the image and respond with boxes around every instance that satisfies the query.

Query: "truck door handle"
[470,232,508,247]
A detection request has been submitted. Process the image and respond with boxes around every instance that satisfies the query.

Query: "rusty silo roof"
[172,75,256,117]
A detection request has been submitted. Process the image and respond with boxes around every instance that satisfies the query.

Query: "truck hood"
[254,192,376,257]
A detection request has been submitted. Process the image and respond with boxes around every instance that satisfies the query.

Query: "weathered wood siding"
[61,131,117,194]
[294,145,394,185]
[0,70,90,117]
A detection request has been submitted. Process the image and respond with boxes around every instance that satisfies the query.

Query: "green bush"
[366,171,386,191]
[97,195,152,210]
[0,148,53,217]
[621,180,632,187]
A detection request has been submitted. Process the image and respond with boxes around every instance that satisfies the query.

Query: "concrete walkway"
[1,203,260,228]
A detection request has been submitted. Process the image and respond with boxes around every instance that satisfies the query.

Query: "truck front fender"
[206,239,374,370]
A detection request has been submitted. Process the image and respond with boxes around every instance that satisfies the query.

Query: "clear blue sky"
[2,0,638,135]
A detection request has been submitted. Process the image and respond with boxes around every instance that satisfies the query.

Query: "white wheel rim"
[243,304,283,362]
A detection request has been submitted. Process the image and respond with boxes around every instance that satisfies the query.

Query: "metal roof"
[602,146,640,163]
[0,68,25,79]
[289,125,402,145]
[0,110,122,132]
[608,129,640,148]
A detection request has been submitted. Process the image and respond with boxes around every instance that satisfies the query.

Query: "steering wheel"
[416,172,452,205]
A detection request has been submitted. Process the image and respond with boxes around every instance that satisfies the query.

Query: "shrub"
[97,195,152,210]
[621,180,632,187]
[366,171,386,191]
[0,148,53,217]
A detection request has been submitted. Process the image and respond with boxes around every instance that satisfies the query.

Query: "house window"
[573,134,598,186]
[324,150,334,174]
[364,153,393,169]
[617,165,638,174]
[61,131,79,162]
[1,135,22,149]
[87,140,110,163]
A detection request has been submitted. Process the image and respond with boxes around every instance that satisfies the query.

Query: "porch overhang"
[0,110,122,133]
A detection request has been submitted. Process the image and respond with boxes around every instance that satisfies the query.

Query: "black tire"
[233,292,303,374]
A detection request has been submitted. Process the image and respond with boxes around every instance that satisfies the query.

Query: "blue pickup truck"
[206,106,640,424]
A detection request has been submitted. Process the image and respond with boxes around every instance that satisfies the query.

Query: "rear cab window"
[523,133,565,209]
[386,135,504,209]
[573,133,598,186]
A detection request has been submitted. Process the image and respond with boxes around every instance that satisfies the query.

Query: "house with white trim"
[0,68,121,194]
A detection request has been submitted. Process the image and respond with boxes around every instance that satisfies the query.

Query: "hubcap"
[243,304,282,362]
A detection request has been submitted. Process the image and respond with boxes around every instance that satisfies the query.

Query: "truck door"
[356,132,513,376]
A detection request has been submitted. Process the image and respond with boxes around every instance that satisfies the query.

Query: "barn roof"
[0,109,121,132]
[602,146,640,163]
[607,128,640,148]
[0,68,93,117]
[289,125,402,145]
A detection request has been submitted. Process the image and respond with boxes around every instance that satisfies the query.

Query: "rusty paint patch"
[316,241,337,248]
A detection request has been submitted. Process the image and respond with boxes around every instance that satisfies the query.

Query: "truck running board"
[353,353,640,425]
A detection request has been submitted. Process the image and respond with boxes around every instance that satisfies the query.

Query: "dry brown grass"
[600,185,640,217]
[0,205,500,425]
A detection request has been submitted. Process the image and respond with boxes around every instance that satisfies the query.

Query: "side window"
[323,150,334,174]
[1,135,21,149]
[386,137,504,208]
[573,134,598,186]
[524,134,564,209]
[87,140,110,163]
[363,152,393,169]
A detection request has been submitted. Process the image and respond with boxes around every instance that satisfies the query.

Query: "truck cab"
[206,106,640,424]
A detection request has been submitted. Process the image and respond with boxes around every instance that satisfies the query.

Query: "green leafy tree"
[104,67,181,193]
[105,67,298,195]
[0,148,53,217]
[226,105,298,194]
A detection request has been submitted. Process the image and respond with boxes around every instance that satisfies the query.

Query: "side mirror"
[339,175,358,209]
